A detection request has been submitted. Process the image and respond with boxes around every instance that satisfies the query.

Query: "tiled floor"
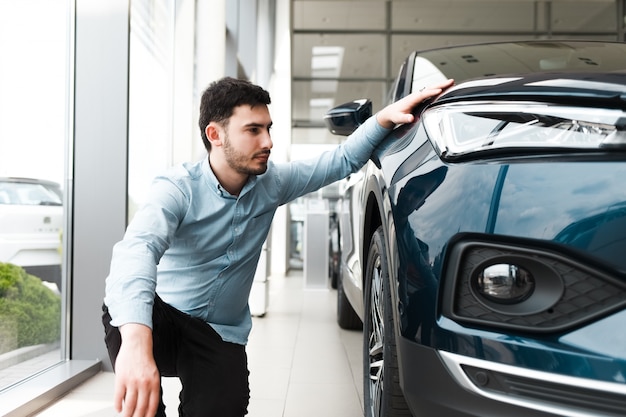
[33,270,365,417]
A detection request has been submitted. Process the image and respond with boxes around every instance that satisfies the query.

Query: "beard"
[223,132,269,176]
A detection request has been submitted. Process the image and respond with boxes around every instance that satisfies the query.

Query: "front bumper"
[398,339,626,417]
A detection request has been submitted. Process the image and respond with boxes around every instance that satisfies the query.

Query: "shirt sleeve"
[103,175,189,329]
[276,113,391,204]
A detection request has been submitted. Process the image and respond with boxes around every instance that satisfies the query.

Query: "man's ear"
[206,122,223,148]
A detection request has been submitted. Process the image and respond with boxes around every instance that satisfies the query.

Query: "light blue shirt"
[104,116,390,345]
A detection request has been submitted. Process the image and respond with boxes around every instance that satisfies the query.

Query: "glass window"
[128,0,176,219]
[128,0,198,218]
[293,34,386,79]
[0,0,70,390]
[291,80,387,145]
[292,32,387,145]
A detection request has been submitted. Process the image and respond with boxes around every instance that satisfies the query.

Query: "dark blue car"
[325,40,626,417]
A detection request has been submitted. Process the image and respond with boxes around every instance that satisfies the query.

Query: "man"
[103,76,453,417]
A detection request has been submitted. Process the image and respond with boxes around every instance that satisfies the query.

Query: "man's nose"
[262,130,273,149]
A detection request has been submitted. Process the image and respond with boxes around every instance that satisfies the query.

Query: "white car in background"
[0,177,63,290]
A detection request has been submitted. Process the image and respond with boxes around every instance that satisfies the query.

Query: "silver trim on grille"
[439,350,626,417]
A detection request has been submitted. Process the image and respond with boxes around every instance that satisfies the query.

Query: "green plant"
[0,262,61,353]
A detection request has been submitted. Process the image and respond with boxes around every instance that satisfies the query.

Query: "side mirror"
[323,99,372,136]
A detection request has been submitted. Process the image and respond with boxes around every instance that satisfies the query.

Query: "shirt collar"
[201,156,258,198]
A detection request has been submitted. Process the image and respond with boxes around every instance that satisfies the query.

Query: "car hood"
[435,71,626,109]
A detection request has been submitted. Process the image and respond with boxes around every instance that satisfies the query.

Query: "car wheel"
[337,271,362,330]
[363,227,411,417]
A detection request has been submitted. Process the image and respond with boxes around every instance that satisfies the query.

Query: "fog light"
[475,263,535,304]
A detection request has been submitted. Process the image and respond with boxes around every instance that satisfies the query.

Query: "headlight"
[422,101,626,159]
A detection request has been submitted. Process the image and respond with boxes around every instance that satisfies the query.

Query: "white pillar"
[269,0,292,276]
[193,0,226,160]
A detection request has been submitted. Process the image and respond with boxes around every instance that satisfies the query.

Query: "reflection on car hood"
[437,72,626,108]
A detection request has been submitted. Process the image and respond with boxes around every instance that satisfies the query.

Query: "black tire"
[329,250,339,289]
[363,227,412,417]
[337,272,362,330]
[329,214,341,289]
[330,259,339,289]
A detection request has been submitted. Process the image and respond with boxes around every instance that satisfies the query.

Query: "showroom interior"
[1,0,625,416]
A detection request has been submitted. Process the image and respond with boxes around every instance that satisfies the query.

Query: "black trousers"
[102,296,250,417]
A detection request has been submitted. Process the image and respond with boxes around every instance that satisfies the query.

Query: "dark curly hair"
[198,77,271,151]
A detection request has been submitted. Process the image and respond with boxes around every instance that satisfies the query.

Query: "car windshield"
[413,41,626,89]
[0,181,62,206]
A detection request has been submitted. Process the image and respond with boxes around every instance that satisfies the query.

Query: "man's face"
[221,104,273,176]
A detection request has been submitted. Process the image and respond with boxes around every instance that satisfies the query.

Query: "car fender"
[366,124,437,395]
[361,158,405,330]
